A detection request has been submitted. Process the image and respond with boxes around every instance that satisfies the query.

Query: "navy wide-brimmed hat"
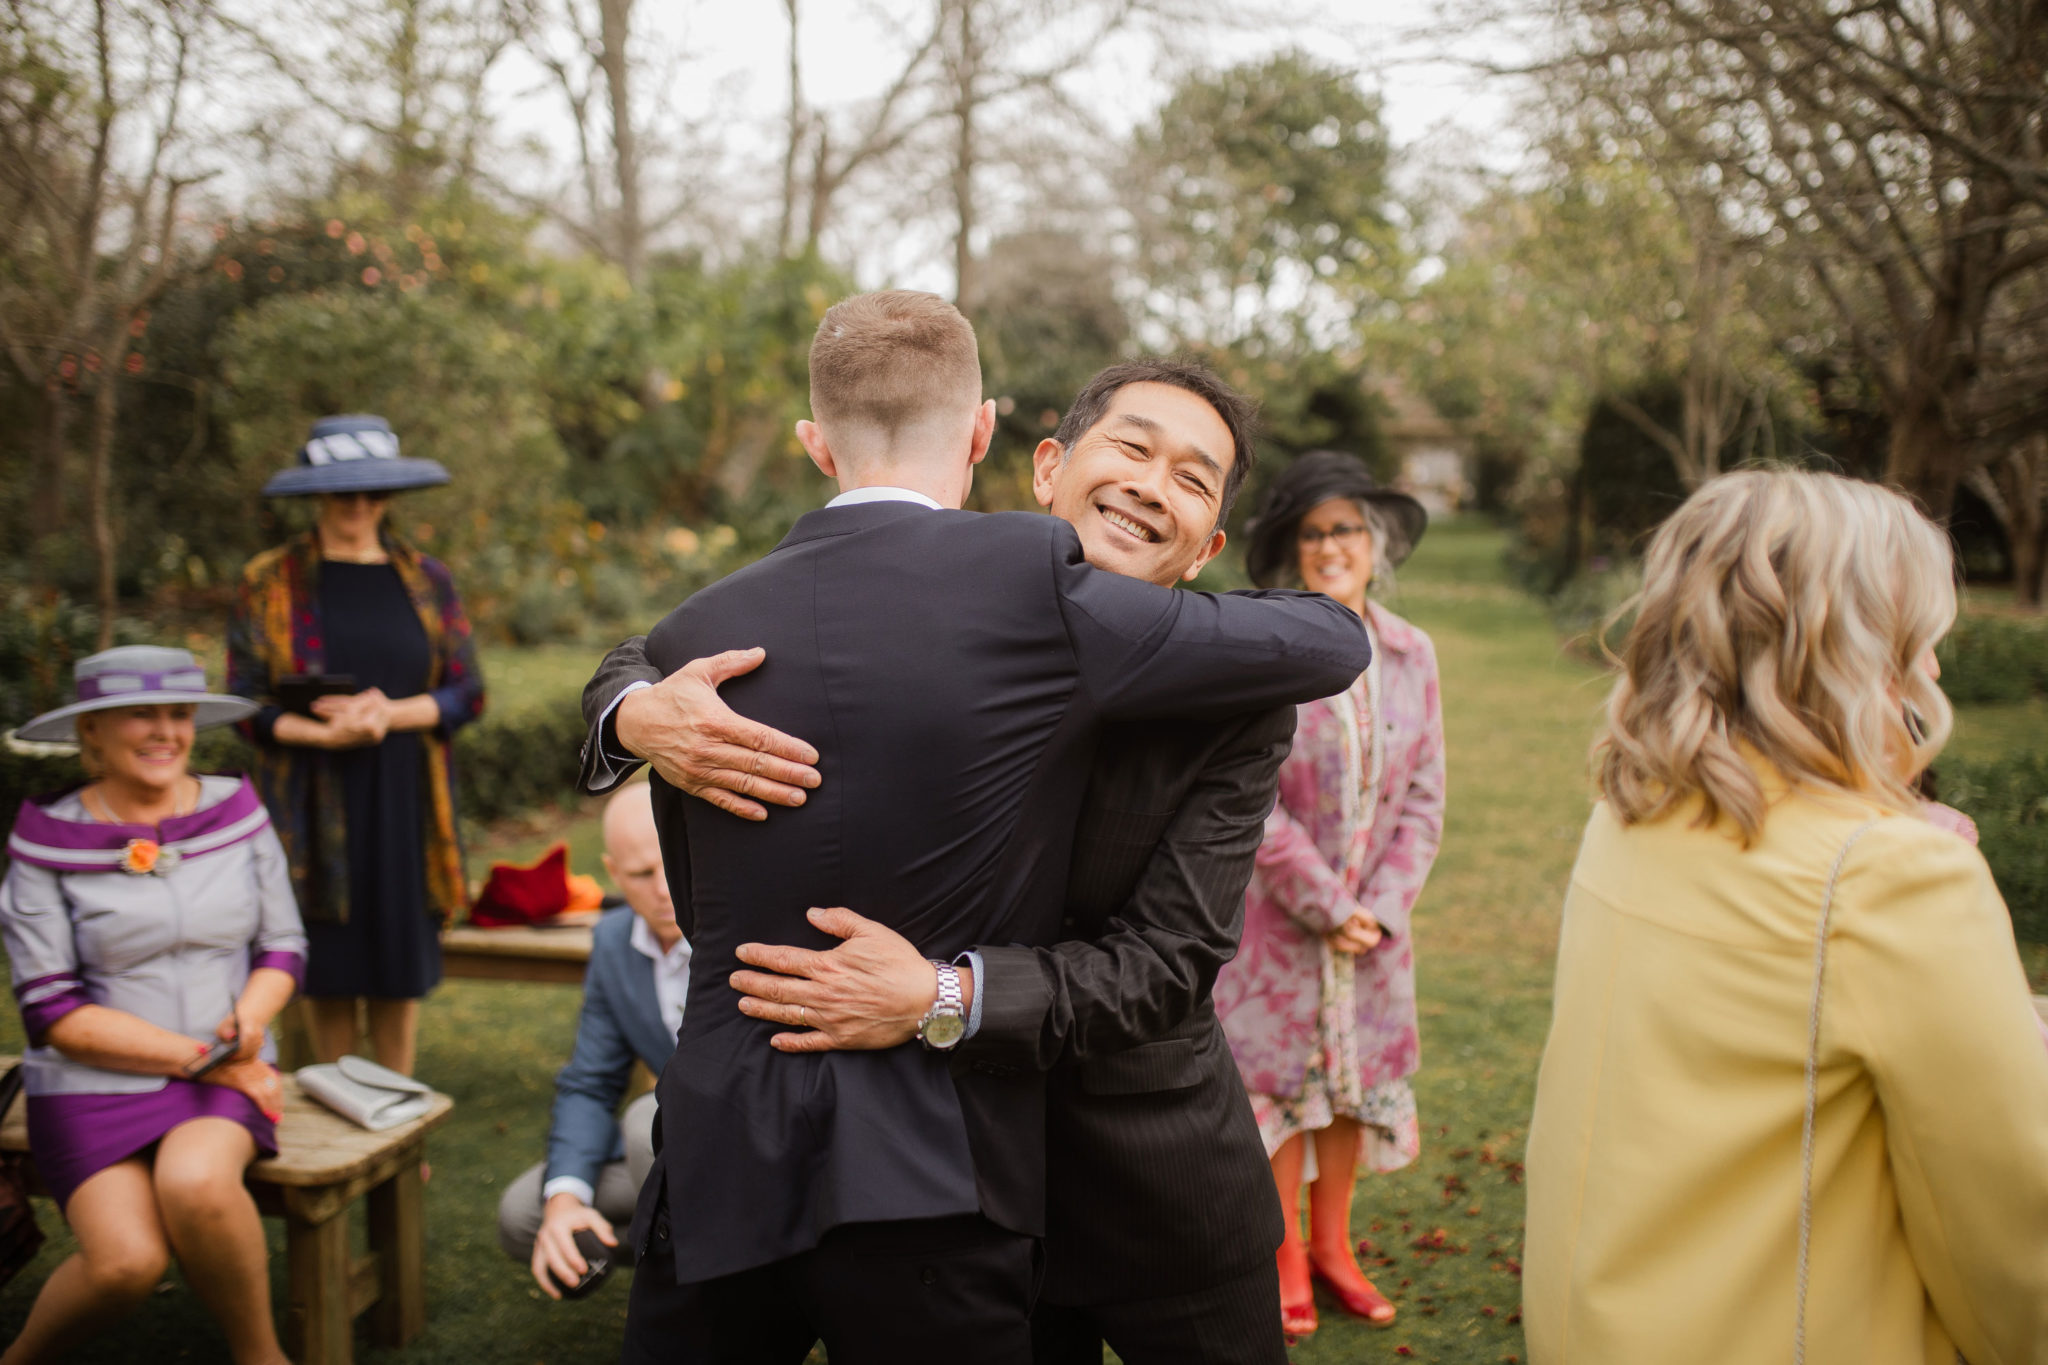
[1245,450,1429,589]
[260,414,450,498]
[15,646,256,744]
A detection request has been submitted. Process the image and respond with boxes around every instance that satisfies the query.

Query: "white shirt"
[630,915,692,1039]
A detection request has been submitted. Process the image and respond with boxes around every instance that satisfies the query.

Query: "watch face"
[923,1012,966,1050]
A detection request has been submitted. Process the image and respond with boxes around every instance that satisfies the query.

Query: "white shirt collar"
[630,915,689,964]
[825,486,943,511]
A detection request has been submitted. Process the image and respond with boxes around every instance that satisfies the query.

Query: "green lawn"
[2,520,2038,1363]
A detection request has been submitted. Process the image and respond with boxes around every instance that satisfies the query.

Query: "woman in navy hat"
[227,415,485,1077]
[1212,451,1446,1341]
[2,647,305,1363]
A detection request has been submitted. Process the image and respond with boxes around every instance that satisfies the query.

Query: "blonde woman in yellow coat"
[1524,469,2048,1365]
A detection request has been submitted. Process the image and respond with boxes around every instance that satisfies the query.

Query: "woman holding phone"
[1,647,304,1364]
[229,414,485,1075]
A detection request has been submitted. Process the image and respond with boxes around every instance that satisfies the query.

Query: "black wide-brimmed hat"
[260,414,450,498]
[1245,450,1429,588]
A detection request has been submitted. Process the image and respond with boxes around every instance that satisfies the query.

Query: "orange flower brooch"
[119,839,181,875]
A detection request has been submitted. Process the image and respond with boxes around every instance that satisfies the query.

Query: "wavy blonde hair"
[1595,469,1956,844]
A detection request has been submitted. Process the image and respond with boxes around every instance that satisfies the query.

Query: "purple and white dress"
[2,775,307,1208]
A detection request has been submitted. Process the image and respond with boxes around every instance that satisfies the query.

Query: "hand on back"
[615,649,821,820]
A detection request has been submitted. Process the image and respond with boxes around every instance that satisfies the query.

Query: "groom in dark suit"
[585,356,1340,1363]
[595,295,1368,1365]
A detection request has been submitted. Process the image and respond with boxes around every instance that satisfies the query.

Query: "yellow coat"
[1525,782,2048,1365]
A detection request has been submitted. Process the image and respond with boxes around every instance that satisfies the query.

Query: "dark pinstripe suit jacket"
[964,707,1295,1306]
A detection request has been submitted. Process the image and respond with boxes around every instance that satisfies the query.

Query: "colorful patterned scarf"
[227,530,484,926]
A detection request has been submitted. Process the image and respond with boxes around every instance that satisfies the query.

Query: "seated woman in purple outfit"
[1,646,306,1365]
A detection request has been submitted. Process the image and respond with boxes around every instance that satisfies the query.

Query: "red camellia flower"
[124,352,143,374]
[325,218,345,238]
[346,231,366,255]
[361,267,382,286]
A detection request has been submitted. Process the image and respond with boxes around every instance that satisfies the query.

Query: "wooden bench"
[0,1061,452,1365]
[439,920,595,985]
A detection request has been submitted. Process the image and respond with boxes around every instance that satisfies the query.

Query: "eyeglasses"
[1297,524,1370,550]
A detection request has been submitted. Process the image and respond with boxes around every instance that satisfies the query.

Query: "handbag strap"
[1794,818,1879,1365]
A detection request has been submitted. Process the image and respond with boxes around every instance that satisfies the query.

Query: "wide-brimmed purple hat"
[14,646,255,743]
[260,414,450,498]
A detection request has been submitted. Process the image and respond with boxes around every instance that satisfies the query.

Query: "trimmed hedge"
[1942,753,2048,946]
[2,692,588,871]
[1937,613,2048,705]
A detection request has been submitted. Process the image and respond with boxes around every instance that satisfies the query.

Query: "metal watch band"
[917,960,965,1050]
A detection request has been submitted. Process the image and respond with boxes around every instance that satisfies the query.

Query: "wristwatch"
[916,960,966,1051]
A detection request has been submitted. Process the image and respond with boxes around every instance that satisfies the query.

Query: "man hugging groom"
[581,290,1369,1364]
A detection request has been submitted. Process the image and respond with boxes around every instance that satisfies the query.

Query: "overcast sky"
[482,0,1536,288]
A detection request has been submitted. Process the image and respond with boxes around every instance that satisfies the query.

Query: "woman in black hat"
[226,415,485,1077]
[1212,451,1447,1341]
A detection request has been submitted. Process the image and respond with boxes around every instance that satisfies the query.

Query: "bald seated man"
[496,782,691,1297]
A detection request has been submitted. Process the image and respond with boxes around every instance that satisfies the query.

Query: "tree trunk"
[1968,437,2048,611]
[598,0,644,287]
[1885,397,1963,521]
[949,0,978,314]
[29,383,74,579]
[88,355,124,649]
[2014,524,2046,611]
[778,0,803,257]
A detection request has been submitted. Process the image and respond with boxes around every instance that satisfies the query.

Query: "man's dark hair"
[1052,358,1259,529]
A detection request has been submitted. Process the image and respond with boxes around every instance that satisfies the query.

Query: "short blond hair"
[808,291,982,439]
[1595,469,1956,845]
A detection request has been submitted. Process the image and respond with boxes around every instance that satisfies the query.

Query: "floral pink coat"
[1215,602,1446,1099]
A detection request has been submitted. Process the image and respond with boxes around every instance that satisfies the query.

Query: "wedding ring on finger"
[796,1005,808,1026]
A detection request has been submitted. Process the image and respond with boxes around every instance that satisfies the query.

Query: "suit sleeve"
[578,636,665,795]
[1049,524,1369,721]
[964,709,1295,1070]
[544,948,639,1196]
[1829,822,2048,1365]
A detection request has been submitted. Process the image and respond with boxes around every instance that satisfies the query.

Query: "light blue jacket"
[544,907,678,1194]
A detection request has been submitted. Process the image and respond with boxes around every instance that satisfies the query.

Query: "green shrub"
[1941,753,2048,945]
[452,694,587,827]
[1938,614,2048,705]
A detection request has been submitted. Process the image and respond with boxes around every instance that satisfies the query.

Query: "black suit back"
[638,499,1368,1283]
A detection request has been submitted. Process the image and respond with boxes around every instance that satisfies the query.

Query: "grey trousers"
[497,1091,659,1264]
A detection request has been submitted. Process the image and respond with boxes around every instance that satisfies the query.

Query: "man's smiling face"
[1032,381,1234,587]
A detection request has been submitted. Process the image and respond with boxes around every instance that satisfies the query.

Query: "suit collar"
[777,499,945,549]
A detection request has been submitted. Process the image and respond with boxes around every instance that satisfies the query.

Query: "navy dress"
[304,561,441,999]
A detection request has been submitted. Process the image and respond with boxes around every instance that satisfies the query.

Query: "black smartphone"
[186,1037,240,1079]
[276,674,359,717]
[555,1229,615,1299]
